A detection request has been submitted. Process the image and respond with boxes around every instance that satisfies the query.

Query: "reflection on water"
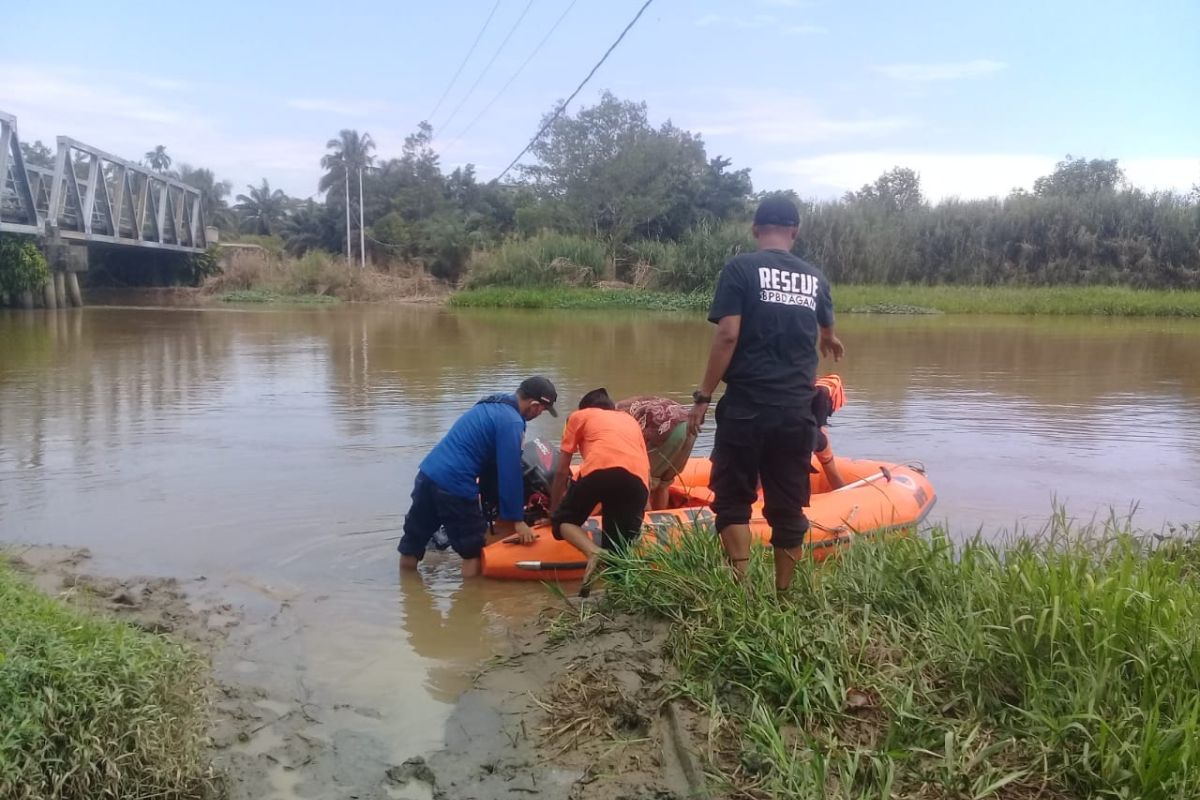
[1,303,1199,758]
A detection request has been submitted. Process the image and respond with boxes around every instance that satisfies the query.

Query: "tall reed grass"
[463,231,609,289]
[602,512,1200,798]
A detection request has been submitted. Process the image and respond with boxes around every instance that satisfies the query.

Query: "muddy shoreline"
[4,546,708,800]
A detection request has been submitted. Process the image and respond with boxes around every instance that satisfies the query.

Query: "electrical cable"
[494,0,655,182]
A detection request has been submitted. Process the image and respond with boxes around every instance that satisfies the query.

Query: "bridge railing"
[47,137,208,251]
[0,109,208,252]
[0,111,42,235]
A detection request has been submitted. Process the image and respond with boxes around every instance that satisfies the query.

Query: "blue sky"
[3,0,1197,200]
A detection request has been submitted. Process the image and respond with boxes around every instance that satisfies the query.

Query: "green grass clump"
[0,562,216,799]
[220,288,338,305]
[450,286,710,312]
[602,513,1200,798]
[837,284,1200,316]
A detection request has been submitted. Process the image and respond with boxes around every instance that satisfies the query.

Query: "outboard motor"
[478,436,559,528]
[520,437,556,524]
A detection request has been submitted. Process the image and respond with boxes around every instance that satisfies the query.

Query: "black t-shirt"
[707,249,834,410]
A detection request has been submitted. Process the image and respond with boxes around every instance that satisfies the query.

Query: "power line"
[438,0,538,136]
[444,0,580,154]
[426,0,503,125]
[494,0,656,182]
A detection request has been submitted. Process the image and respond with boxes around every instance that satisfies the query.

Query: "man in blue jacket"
[398,376,558,578]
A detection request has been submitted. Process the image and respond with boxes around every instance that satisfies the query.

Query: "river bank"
[79,281,1200,318]
[450,284,1200,316]
[0,546,480,800]
[1,543,716,800]
[7,510,1200,800]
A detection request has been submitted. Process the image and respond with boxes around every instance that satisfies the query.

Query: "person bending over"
[549,388,650,596]
[398,376,558,578]
[616,395,696,510]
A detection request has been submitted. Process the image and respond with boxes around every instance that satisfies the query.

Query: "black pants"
[710,398,815,549]
[551,467,648,551]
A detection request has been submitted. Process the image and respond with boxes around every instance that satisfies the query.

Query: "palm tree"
[144,145,172,173]
[235,179,289,236]
[284,198,326,256]
[179,164,235,231]
[319,130,375,196]
[320,130,376,262]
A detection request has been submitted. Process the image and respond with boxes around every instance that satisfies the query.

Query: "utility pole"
[344,166,351,264]
[358,165,366,270]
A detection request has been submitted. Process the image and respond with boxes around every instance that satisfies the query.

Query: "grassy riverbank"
[0,559,215,800]
[451,284,1200,316]
[203,249,446,305]
[602,515,1200,798]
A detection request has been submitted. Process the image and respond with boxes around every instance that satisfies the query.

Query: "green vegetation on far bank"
[452,283,1200,316]
[602,515,1200,798]
[0,560,215,800]
[451,286,710,312]
[219,288,339,305]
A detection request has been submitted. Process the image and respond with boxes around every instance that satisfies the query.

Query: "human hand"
[820,335,845,362]
[515,522,537,544]
[688,402,709,437]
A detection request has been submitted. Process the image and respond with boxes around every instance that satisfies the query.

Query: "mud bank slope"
[421,603,709,800]
[4,545,436,800]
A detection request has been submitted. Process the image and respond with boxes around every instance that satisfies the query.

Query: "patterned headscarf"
[617,396,690,443]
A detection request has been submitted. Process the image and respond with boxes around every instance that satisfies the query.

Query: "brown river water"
[2,302,1199,784]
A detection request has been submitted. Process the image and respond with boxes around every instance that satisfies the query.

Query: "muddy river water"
[2,303,1199,791]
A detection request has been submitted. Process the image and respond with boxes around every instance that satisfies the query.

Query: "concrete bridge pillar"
[66,272,82,307]
[42,232,88,307]
[42,279,57,309]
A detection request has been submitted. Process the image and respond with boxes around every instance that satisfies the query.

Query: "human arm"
[816,277,844,361]
[815,426,846,489]
[494,417,535,543]
[689,315,741,435]
[549,450,574,514]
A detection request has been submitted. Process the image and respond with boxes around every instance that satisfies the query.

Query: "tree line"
[21,92,1198,290]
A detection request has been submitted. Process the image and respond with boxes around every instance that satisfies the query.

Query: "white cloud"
[694,13,813,30]
[287,97,391,116]
[675,89,917,146]
[0,61,320,197]
[875,59,1007,82]
[763,152,1200,199]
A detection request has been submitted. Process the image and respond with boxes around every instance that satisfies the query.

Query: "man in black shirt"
[688,196,845,592]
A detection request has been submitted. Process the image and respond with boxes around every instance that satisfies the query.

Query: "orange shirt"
[560,408,650,487]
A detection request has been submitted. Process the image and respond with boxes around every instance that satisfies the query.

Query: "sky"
[3,0,1197,201]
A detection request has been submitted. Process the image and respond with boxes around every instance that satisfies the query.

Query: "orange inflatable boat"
[480,455,936,582]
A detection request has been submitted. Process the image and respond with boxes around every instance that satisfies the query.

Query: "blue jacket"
[419,394,526,522]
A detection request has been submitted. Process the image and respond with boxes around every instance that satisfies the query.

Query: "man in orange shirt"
[549,388,651,596]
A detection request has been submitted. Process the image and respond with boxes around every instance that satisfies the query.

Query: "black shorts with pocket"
[551,467,648,551]
[709,397,816,546]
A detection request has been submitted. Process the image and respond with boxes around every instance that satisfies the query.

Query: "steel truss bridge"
[1,110,209,253]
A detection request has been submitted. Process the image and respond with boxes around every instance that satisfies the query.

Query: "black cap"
[753,196,800,228]
[519,375,558,417]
